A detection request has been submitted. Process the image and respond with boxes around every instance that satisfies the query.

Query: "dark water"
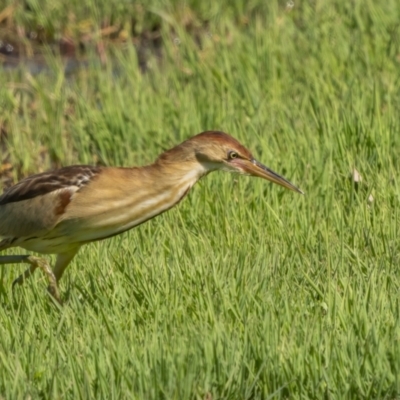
[0,35,162,75]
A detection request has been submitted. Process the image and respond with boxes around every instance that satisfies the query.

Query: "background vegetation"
[1,0,400,398]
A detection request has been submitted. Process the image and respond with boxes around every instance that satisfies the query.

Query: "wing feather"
[0,165,102,242]
[0,165,102,206]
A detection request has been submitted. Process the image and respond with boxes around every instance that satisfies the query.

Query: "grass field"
[1,0,400,398]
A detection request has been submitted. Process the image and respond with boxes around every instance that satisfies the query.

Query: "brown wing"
[0,165,102,205]
[0,165,102,242]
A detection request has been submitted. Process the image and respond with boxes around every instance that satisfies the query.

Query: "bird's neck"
[62,160,210,243]
[147,159,209,196]
[110,160,208,229]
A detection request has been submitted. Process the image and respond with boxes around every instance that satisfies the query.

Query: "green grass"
[1,0,400,398]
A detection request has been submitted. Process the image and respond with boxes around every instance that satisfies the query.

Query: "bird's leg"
[0,255,61,303]
[52,248,80,282]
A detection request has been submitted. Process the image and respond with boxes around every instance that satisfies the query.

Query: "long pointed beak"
[234,158,304,194]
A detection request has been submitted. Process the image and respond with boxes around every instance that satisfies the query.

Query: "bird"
[0,131,303,303]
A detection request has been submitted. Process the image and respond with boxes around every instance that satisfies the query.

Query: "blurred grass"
[1,0,400,398]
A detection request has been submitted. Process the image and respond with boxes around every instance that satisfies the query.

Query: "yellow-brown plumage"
[0,131,302,303]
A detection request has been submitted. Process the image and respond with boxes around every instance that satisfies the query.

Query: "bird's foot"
[12,255,62,304]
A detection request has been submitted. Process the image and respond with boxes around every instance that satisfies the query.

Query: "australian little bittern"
[0,131,303,303]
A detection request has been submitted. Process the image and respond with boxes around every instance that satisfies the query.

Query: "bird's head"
[157,131,303,194]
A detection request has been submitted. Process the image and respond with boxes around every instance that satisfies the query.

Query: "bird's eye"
[228,151,238,160]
